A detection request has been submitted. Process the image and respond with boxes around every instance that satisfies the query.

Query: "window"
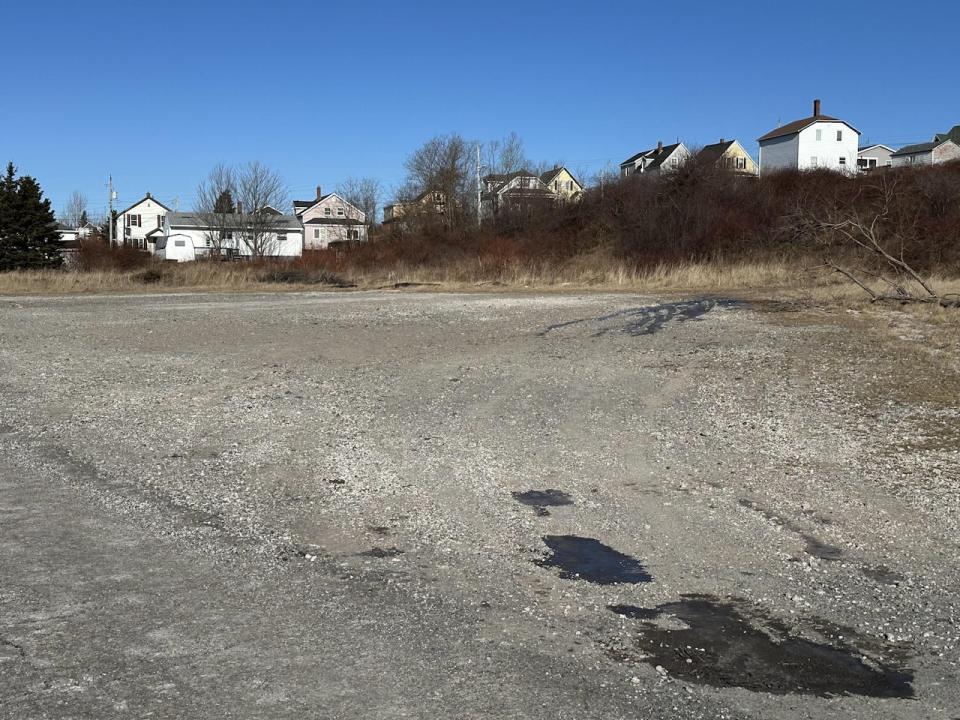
[839,156,847,166]
[125,213,142,227]
[324,208,331,217]
[174,240,185,247]
[314,228,320,239]
[735,156,747,170]
[205,237,212,247]
[810,156,818,167]
[337,207,344,216]
[815,129,822,141]
[837,130,843,141]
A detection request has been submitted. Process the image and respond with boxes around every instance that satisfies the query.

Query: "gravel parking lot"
[1,290,958,719]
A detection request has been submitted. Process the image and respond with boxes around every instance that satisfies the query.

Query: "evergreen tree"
[214,189,236,214]
[79,209,89,227]
[0,163,62,270]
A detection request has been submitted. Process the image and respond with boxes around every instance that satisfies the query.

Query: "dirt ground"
[1,290,958,719]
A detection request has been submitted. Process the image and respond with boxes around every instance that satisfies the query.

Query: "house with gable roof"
[619,141,691,177]
[294,186,369,249]
[695,139,757,176]
[480,170,556,219]
[539,167,583,201]
[758,99,860,174]
[890,124,960,167]
[114,192,171,253]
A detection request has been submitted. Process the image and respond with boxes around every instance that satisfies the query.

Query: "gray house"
[889,124,960,167]
[856,144,894,171]
[891,137,960,167]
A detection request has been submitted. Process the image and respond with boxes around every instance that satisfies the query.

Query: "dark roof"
[620,143,683,169]
[539,167,582,188]
[293,195,334,213]
[166,211,302,230]
[891,141,940,156]
[758,114,859,142]
[116,194,171,217]
[620,150,651,167]
[696,140,737,165]
[934,124,960,144]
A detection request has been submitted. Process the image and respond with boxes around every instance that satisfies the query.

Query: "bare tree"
[234,162,289,257]
[400,133,475,224]
[61,191,88,228]
[195,163,237,256]
[483,132,531,176]
[335,177,382,224]
[194,162,288,258]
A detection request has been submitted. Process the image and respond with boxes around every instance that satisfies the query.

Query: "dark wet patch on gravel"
[607,594,914,698]
[803,534,844,561]
[861,565,906,585]
[512,489,573,516]
[360,547,404,558]
[535,535,652,584]
[540,300,734,338]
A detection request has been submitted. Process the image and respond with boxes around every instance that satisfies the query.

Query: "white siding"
[115,197,168,252]
[797,122,859,173]
[161,226,303,262]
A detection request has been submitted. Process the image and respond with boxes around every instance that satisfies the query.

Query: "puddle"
[512,489,573,517]
[540,300,732,338]
[360,546,404,558]
[535,535,652,585]
[607,595,913,698]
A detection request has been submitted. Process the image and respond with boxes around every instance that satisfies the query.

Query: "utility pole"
[476,143,482,228]
[107,174,116,246]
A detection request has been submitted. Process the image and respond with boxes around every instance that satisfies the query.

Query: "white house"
[114,193,171,253]
[758,100,860,174]
[293,187,368,250]
[620,142,691,177]
[857,144,895,172]
[480,170,556,219]
[158,212,303,262]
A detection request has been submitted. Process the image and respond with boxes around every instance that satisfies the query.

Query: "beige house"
[294,187,368,249]
[539,167,583,201]
[696,139,758,176]
[620,142,691,177]
[383,190,448,225]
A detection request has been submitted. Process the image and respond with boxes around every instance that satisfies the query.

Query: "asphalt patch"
[607,595,913,698]
[512,489,574,517]
[535,535,652,584]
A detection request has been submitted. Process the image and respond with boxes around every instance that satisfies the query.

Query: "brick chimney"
[813,98,821,117]
[236,201,243,215]
[316,185,322,200]
[657,140,664,153]
[146,191,152,199]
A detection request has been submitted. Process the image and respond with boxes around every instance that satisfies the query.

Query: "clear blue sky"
[2,0,958,219]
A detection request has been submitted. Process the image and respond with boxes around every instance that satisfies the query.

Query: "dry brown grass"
[3,257,958,301]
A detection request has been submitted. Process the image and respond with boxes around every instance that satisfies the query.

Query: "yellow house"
[539,167,584,201]
[383,190,448,224]
[696,139,758,176]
